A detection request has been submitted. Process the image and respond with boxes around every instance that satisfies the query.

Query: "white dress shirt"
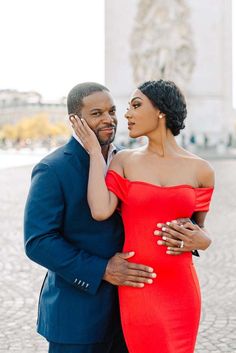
[72,132,117,174]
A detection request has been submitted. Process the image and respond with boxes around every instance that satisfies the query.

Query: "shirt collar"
[72,132,116,166]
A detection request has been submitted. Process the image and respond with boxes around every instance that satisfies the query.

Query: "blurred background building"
[0,0,236,157]
[105,0,236,155]
[0,89,68,150]
[0,89,66,125]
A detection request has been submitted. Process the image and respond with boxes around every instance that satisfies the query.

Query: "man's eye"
[92,112,101,116]
[109,109,116,115]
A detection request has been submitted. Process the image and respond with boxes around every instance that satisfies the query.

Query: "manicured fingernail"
[157,240,162,245]
[154,230,160,235]
[162,227,166,231]
[166,222,171,226]
[151,273,157,278]
[172,220,177,223]
[148,267,154,272]
[140,283,144,287]
[162,236,167,240]
[166,251,171,254]
[157,223,162,228]
[167,247,171,250]
[147,279,153,284]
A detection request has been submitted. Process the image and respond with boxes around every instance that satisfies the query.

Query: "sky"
[1,1,235,106]
[0,0,104,101]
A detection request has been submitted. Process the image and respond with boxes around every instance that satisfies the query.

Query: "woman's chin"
[128,130,142,139]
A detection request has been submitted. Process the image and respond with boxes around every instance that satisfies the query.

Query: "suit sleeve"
[24,162,108,295]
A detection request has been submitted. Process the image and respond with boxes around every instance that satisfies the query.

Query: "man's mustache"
[97,124,117,131]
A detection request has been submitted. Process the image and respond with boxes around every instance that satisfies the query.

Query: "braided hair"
[138,80,187,136]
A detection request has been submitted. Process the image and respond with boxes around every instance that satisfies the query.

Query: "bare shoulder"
[108,148,132,174]
[111,148,132,163]
[195,158,215,187]
[186,153,214,187]
[109,147,143,172]
[113,147,142,161]
[179,148,215,187]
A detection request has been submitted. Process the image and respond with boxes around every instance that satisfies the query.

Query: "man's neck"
[101,145,110,162]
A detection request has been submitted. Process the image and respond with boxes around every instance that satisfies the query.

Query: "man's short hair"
[67,82,109,116]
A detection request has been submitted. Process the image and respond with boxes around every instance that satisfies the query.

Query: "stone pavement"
[0,161,236,353]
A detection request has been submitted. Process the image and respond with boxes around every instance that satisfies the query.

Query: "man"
[24,82,211,353]
[24,82,157,353]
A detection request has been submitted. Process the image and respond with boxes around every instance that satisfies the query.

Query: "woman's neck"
[146,129,181,157]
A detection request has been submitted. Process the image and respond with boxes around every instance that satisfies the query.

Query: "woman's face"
[125,89,161,138]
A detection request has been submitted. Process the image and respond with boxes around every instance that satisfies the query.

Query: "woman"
[71,80,214,353]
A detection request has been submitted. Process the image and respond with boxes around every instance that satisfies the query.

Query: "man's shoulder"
[32,142,72,177]
[39,144,66,167]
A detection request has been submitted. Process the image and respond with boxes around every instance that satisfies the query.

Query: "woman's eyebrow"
[129,97,143,104]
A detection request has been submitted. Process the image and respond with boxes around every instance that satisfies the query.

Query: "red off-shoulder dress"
[106,170,214,353]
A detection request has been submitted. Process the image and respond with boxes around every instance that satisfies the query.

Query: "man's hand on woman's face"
[154,218,211,255]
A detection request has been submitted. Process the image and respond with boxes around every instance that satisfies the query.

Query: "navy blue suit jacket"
[24,137,124,344]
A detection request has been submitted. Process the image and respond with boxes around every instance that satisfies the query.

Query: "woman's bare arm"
[71,116,123,220]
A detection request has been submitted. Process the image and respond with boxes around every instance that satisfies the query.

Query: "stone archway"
[105,0,235,148]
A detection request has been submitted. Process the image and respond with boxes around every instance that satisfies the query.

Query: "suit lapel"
[63,137,89,174]
[63,136,119,173]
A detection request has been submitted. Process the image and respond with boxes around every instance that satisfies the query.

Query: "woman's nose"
[124,109,131,119]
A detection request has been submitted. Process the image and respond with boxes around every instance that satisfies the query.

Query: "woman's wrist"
[89,148,102,157]
[199,229,212,250]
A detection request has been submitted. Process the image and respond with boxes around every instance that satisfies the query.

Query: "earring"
[159,114,163,119]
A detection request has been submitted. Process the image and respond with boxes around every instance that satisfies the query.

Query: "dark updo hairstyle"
[138,80,187,136]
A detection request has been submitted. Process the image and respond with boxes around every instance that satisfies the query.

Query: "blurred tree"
[1,124,18,140]
[0,114,70,146]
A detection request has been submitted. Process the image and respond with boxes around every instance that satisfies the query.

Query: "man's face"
[80,91,117,146]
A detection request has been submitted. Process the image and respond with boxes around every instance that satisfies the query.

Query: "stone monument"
[105,0,235,148]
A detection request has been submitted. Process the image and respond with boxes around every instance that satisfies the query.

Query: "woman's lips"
[128,123,135,130]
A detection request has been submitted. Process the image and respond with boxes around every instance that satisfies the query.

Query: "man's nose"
[103,112,114,122]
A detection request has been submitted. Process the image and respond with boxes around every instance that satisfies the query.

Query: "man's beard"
[95,126,117,146]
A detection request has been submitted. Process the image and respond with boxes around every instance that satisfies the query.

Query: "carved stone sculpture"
[130,0,195,88]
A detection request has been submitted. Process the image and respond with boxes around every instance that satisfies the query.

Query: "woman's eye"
[133,103,140,109]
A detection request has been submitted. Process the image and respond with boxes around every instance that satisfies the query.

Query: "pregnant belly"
[123,228,192,270]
